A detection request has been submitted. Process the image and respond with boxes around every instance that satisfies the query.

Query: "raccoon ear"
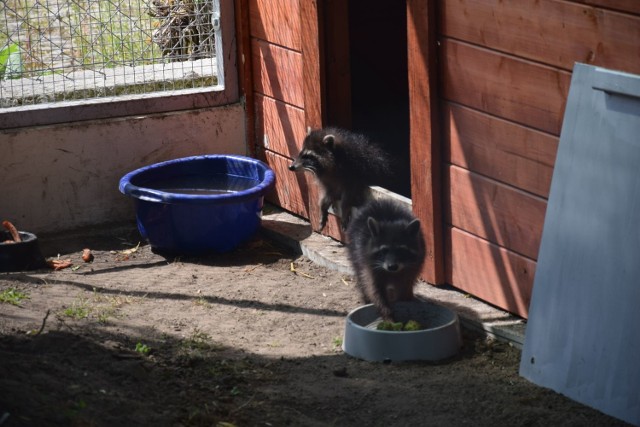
[406,219,421,236]
[322,134,335,148]
[367,217,380,236]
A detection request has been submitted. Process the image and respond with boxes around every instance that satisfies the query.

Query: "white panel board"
[520,63,640,426]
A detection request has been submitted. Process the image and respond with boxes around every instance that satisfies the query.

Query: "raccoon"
[346,197,426,321]
[288,127,391,231]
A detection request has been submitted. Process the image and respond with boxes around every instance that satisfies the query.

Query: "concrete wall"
[0,103,246,234]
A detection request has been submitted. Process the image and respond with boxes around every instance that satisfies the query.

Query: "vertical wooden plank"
[407,0,445,284]
[235,0,255,157]
[300,0,324,129]
[299,0,325,232]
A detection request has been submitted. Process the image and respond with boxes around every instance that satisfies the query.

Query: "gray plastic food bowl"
[342,301,462,362]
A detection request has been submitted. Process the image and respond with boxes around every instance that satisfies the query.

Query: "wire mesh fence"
[0,0,218,108]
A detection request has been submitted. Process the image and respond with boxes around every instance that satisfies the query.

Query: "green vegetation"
[0,43,22,79]
[0,287,29,306]
[376,320,424,331]
[135,342,151,355]
[182,328,217,351]
[58,289,134,322]
[61,298,91,320]
[2,0,158,79]
[332,336,343,348]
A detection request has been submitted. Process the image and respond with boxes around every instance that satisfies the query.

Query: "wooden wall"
[437,0,640,317]
[246,0,345,238]
[247,0,308,216]
[242,0,640,318]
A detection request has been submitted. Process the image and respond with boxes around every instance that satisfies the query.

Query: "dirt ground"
[0,223,631,427]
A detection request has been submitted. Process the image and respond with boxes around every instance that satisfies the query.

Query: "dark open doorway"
[323,0,411,198]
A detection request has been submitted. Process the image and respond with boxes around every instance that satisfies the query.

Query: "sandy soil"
[0,223,631,427]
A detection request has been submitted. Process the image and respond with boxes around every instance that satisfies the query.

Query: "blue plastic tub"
[119,155,275,254]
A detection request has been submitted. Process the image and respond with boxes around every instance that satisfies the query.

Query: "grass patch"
[61,297,91,320]
[176,327,224,363]
[91,290,135,323]
[182,328,217,351]
[2,0,158,78]
[0,287,30,306]
[58,289,134,322]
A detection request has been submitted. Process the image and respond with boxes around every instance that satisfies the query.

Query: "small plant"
[64,399,87,419]
[332,336,343,348]
[135,342,151,355]
[91,289,133,323]
[0,288,29,306]
[61,298,90,320]
[193,296,210,308]
[182,328,214,351]
[95,307,118,324]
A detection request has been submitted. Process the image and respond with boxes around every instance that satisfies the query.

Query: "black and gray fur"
[288,127,391,231]
[346,197,426,321]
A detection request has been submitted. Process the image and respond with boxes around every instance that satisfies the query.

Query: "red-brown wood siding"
[242,0,640,318]
[408,0,445,284]
[248,0,315,225]
[437,0,640,317]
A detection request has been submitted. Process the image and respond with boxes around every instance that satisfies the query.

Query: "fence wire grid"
[0,0,218,108]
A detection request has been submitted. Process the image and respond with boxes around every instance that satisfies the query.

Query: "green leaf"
[0,43,23,79]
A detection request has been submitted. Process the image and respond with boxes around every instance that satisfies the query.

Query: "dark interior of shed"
[324,0,411,198]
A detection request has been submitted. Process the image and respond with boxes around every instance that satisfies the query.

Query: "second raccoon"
[288,127,390,231]
[346,197,426,321]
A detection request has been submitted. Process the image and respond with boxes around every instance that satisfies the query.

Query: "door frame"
[237,0,445,284]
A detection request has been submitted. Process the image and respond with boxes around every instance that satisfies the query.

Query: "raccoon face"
[288,132,336,176]
[367,217,422,273]
[288,149,323,175]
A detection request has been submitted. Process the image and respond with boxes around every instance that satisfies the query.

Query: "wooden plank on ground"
[249,0,301,50]
[445,226,535,318]
[441,39,572,135]
[255,94,306,158]
[251,38,304,108]
[440,0,640,74]
[445,165,547,260]
[408,0,445,285]
[444,103,558,198]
